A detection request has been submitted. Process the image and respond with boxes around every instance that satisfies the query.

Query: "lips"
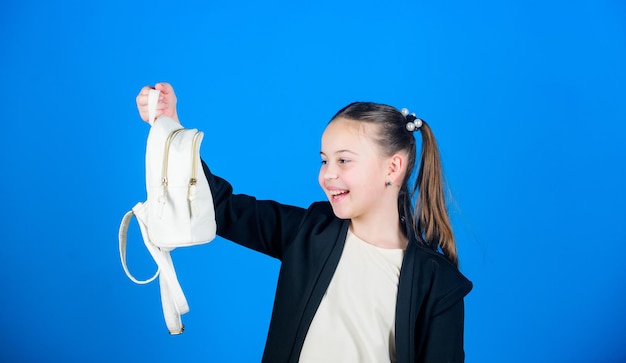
[329,189,349,201]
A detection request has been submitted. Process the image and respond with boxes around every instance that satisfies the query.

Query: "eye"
[320,160,328,165]
[339,158,350,164]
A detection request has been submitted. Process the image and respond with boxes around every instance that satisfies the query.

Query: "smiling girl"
[136,83,472,363]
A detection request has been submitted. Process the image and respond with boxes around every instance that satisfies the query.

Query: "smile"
[329,189,349,199]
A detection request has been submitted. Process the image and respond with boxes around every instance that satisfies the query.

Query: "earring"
[385,181,392,187]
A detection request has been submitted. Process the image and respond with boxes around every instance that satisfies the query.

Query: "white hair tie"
[400,108,423,132]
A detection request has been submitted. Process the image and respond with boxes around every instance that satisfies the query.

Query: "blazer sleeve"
[419,263,472,363]
[202,160,308,260]
[409,251,473,363]
[420,299,467,363]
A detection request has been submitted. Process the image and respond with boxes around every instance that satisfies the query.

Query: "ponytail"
[411,121,458,267]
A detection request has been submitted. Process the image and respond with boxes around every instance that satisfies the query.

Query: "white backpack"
[119,89,216,334]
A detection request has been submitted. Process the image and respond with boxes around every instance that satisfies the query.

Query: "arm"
[202,161,307,259]
[419,299,467,363]
[408,251,472,363]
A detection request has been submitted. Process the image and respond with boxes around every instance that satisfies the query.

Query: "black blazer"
[203,162,473,363]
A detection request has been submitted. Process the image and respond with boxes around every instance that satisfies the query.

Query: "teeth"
[330,190,347,196]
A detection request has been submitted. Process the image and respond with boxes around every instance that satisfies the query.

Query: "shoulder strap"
[118,203,189,334]
[118,208,159,284]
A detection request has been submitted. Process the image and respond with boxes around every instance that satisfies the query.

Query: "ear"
[387,153,406,184]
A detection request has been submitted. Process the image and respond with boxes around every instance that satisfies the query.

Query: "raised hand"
[136,82,179,124]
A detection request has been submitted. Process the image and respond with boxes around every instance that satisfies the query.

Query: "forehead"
[321,118,379,152]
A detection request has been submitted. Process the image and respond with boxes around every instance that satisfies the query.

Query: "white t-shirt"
[299,230,405,363]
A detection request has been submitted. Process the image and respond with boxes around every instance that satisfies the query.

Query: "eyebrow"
[320,150,359,156]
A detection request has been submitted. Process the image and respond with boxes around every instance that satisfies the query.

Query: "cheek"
[317,168,325,190]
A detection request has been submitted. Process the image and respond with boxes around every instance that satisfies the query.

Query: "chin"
[329,205,352,220]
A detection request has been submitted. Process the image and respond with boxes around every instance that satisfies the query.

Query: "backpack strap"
[148,89,160,125]
[118,203,189,334]
[118,208,159,284]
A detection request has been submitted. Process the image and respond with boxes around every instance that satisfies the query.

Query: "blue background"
[1,0,625,362]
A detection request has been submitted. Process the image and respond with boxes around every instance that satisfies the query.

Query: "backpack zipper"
[188,131,203,217]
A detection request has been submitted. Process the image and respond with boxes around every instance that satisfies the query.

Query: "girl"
[136,83,472,363]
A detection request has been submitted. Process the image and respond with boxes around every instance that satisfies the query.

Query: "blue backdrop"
[1,0,625,362]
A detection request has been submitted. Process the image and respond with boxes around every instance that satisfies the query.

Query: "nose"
[322,162,338,180]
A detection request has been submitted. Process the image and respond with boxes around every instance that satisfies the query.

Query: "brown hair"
[330,102,458,267]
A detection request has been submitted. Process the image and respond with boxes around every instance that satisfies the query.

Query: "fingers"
[136,86,152,106]
[155,82,177,106]
[136,85,155,122]
[153,82,178,121]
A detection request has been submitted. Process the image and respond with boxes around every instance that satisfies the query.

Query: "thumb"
[155,82,174,94]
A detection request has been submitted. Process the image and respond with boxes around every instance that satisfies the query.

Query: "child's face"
[318,118,390,221]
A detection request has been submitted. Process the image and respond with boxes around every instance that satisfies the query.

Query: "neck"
[350,206,408,250]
